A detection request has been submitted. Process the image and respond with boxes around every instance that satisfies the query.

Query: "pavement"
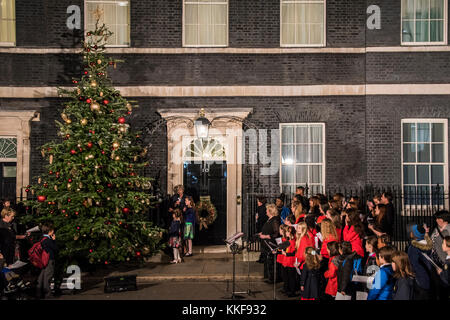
[52,246,298,300]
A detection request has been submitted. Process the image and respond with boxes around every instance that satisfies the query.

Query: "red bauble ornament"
[107,183,112,188]
[89,249,93,253]
[68,198,71,202]
[68,179,72,183]
[122,208,130,214]
[86,98,92,104]
[75,211,79,215]
[118,117,126,124]
[62,209,66,213]
[87,142,93,148]
[70,149,76,155]
[136,252,141,257]
[101,151,106,155]
[84,71,88,75]
[25,189,30,192]
[37,195,46,202]
[73,80,78,84]
[103,99,109,105]
[49,171,53,175]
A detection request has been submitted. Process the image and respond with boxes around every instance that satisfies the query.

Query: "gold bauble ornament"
[100,92,104,97]
[90,80,97,87]
[80,118,88,126]
[112,141,120,149]
[61,113,68,121]
[54,185,58,191]
[49,155,53,164]
[90,102,100,112]
[67,183,71,189]
[97,59,102,64]
[65,119,72,124]
[115,156,120,161]
[38,177,42,184]
[126,103,132,111]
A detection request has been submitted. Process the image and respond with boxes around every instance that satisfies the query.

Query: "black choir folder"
[104,274,137,293]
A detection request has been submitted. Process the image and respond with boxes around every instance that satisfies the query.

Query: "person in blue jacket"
[276,194,291,225]
[367,245,396,300]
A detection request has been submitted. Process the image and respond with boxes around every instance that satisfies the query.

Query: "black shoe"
[184,253,193,257]
[264,279,274,284]
[256,259,265,264]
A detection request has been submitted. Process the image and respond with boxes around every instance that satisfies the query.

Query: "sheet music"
[275,237,282,245]
[421,252,441,270]
[26,225,40,233]
[8,260,27,269]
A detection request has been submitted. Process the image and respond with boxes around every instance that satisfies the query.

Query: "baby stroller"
[1,264,32,300]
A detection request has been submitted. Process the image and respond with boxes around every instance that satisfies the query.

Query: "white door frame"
[0,110,40,201]
[158,108,252,240]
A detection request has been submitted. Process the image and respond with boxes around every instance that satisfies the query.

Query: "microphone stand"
[263,239,278,300]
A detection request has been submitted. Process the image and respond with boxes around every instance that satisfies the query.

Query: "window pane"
[402,0,415,19]
[417,186,431,204]
[416,0,430,19]
[282,185,294,196]
[430,0,445,19]
[310,125,323,143]
[404,165,416,184]
[402,20,415,42]
[403,144,416,162]
[296,3,308,25]
[431,165,444,185]
[416,20,429,42]
[308,3,324,24]
[310,145,322,163]
[296,165,308,184]
[417,143,430,162]
[282,3,295,24]
[309,165,322,184]
[281,23,296,45]
[432,144,444,163]
[310,24,323,45]
[282,126,294,143]
[296,126,308,143]
[185,4,198,25]
[403,123,416,142]
[432,123,444,142]
[296,145,309,163]
[282,165,294,184]
[282,145,294,164]
[296,23,309,45]
[417,123,430,142]
[0,137,17,158]
[404,186,417,205]
[430,20,444,42]
[185,25,198,45]
[212,4,226,25]
[417,165,430,184]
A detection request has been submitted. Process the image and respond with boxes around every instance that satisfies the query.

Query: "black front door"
[183,161,227,245]
[0,162,16,202]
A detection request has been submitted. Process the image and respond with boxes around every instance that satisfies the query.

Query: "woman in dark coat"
[258,203,281,283]
[368,204,391,237]
[300,247,322,300]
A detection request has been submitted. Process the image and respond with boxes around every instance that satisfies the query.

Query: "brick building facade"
[0,0,449,242]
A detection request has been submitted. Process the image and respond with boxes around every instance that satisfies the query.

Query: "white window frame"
[401,119,449,213]
[0,0,16,47]
[279,123,326,194]
[84,0,130,47]
[0,136,17,162]
[182,0,229,48]
[401,0,448,46]
[280,0,326,48]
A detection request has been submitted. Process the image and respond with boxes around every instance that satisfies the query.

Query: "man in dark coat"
[381,192,395,237]
[255,196,268,263]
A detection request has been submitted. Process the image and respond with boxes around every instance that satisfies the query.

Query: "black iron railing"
[245,185,449,252]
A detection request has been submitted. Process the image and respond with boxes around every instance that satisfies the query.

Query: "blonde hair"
[304,247,321,270]
[292,201,304,221]
[320,219,338,241]
[295,222,309,250]
[266,203,279,217]
[1,208,15,219]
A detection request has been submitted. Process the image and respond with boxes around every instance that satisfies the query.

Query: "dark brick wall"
[365,0,401,47]
[327,0,366,47]
[366,95,450,186]
[366,52,450,84]
[130,0,182,47]
[0,53,365,86]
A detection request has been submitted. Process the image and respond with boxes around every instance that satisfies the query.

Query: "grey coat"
[431,224,450,265]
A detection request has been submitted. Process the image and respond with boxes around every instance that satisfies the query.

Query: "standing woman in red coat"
[342,208,365,258]
[324,241,340,299]
[294,222,315,267]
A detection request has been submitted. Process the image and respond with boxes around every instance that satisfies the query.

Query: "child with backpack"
[336,241,362,300]
[367,245,396,300]
[33,222,58,299]
[299,247,322,300]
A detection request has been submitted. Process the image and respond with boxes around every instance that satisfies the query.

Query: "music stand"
[263,239,290,300]
[224,232,245,300]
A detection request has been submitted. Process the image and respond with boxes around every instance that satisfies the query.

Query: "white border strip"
[2,84,450,98]
[4,46,450,54]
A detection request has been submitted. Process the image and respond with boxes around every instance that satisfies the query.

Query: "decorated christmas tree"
[25,20,164,266]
